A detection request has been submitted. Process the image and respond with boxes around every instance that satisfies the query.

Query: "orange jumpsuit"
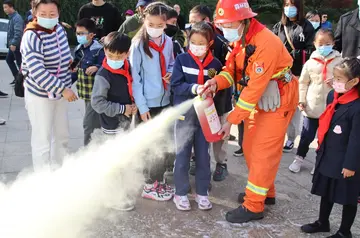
[215,19,299,213]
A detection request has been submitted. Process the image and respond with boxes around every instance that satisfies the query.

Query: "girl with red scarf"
[130,2,175,202]
[171,22,222,211]
[301,58,360,238]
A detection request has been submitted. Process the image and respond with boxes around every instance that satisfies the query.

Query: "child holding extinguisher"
[171,22,222,211]
[301,58,360,238]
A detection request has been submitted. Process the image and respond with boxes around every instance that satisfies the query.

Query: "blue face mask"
[310,21,320,30]
[37,16,58,29]
[284,6,298,18]
[317,45,333,57]
[222,24,244,43]
[77,35,89,45]
[107,59,124,70]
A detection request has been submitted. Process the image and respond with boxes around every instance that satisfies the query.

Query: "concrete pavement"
[0,61,359,237]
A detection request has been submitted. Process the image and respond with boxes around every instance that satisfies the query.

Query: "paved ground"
[0,61,359,238]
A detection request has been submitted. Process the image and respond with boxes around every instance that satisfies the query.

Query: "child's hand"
[131,104,138,115]
[162,73,172,84]
[124,104,132,118]
[86,66,99,76]
[72,67,78,73]
[141,112,151,122]
[298,102,306,111]
[342,168,355,178]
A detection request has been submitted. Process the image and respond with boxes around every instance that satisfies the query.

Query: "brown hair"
[281,0,304,25]
[133,2,168,58]
[33,0,59,11]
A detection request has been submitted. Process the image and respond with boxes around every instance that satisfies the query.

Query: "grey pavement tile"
[0,119,29,131]
[1,155,32,173]
[68,118,84,139]
[0,130,6,143]
[3,141,31,157]
[5,129,31,143]
[8,109,29,121]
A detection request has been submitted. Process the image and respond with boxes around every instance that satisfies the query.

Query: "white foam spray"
[0,100,194,238]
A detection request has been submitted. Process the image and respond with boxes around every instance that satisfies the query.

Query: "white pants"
[25,89,69,172]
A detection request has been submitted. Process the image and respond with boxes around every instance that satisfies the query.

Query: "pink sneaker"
[141,181,173,201]
[195,195,212,210]
[173,195,191,211]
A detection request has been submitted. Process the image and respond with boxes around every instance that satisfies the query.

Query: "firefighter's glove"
[258,81,281,112]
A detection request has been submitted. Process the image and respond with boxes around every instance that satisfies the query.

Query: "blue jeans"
[6,48,22,77]
[174,113,210,196]
[296,116,319,158]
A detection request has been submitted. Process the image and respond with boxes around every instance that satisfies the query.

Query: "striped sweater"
[20,24,72,98]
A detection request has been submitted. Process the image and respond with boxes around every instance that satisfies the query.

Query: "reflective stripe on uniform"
[236,98,256,112]
[246,181,269,196]
[271,66,291,79]
[219,71,234,86]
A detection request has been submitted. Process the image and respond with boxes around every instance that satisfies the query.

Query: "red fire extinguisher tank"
[194,95,223,143]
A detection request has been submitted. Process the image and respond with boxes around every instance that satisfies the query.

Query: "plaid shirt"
[73,40,104,100]
[76,68,95,100]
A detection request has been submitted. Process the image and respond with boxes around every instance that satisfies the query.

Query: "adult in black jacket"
[272,0,315,76]
[334,8,360,58]
[273,0,315,153]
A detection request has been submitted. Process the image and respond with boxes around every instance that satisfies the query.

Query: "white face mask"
[222,23,244,43]
[189,43,207,57]
[147,27,164,38]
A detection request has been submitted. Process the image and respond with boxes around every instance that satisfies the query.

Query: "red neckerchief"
[317,88,359,148]
[25,18,57,34]
[187,50,214,85]
[313,57,335,82]
[225,18,265,68]
[148,37,168,90]
[102,58,133,102]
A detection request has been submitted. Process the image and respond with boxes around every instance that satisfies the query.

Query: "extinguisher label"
[204,104,221,134]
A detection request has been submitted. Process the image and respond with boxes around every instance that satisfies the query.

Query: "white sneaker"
[289,155,304,173]
[173,195,191,211]
[310,167,315,175]
[195,195,212,210]
[0,118,5,125]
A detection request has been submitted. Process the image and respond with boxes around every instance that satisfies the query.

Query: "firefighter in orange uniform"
[204,0,299,223]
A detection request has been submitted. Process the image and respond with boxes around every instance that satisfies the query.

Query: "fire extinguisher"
[193,68,223,143]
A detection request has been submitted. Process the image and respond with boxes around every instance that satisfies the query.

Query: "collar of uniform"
[245,18,265,43]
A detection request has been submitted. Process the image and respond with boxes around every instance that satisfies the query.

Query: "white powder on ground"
[0,100,194,238]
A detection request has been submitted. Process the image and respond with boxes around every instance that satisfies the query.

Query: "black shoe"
[229,134,236,141]
[226,205,264,223]
[0,91,8,98]
[301,220,330,234]
[283,141,294,153]
[189,157,196,176]
[237,192,276,205]
[327,231,352,238]
[10,79,15,85]
[233,148,243,157]
[213,163,228,182]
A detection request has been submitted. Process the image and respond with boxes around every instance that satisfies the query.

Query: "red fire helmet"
[215,0,257,24]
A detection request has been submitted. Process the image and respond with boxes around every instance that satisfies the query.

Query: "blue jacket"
[24,10,33,25]
[73,40,104,70]
[321,21,332,30]
[171,52,222,108]
[316,90,360,181]
[130,34,175,114]
[7,11,24,47]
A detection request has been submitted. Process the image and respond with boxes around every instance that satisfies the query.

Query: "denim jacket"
[7,11,24,47]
